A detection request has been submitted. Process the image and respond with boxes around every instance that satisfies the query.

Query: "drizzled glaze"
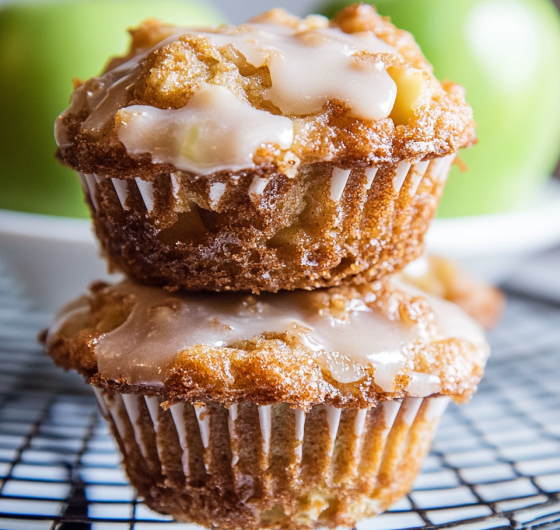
[118,84,293,175]
[56,16,404,175]
[54,281,488,396]
[203,24,399,119]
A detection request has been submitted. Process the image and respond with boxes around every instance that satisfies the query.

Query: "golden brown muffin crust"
[43,279,487,410]
[54,6,475,293]
[88,158,445,292]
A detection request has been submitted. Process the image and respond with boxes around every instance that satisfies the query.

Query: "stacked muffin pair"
[44,6,489,529]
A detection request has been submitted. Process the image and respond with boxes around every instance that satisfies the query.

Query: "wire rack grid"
[1,273,560,530]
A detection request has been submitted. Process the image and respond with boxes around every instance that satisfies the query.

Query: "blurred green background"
[1,0,559,219]
[318,0,560,217]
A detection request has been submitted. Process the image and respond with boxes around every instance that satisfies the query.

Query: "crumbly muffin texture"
[89,157,448,292]
[43,278,477,528]
[43,279,488,409]
[56,5,475,178]
[46,7,484,528]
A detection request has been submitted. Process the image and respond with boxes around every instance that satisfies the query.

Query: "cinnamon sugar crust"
[97,392,445,529]
[43,280,488,410]
[89,158,447,292]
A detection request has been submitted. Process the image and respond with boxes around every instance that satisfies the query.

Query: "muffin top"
[43,278,488,409]
[55,5,475,180]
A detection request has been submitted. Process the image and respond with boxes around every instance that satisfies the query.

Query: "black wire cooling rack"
[1,269,560,530]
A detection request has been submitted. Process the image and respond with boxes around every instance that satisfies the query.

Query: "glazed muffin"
[43,279,488,529]
[402,255,505,330]
[55,5,475,293]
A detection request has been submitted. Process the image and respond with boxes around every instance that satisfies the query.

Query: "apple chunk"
[388,66,430,126]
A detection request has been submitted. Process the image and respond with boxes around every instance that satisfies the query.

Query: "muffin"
[55,5,475,293]
[43,278,488,529]
[402,255,505,330]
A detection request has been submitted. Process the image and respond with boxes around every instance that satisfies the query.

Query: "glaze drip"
[79,280,488,396]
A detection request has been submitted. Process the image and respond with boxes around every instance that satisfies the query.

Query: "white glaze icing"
[84,73,139,136]
[55,279,489,395]
[117,84,293,175]
[90,281,419,388]
[394,277,488,354]
[407,371,442,398]
[159,23,400,121]
[254,26,398,120]
[54,29,177,145]
[57,18,405,176]
[426,292,487,348]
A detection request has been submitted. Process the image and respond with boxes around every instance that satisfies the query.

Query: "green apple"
[318,0,560,216]
[0,0,223,218]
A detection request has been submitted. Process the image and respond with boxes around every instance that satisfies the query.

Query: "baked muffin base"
[82,156,454,293]
[95,390,448,530]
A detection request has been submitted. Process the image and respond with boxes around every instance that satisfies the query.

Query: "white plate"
[2,179,560,311]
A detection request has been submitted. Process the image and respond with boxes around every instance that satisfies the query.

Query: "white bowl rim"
[0,208,93,242]
[426,179,560,256]
[2,178,560,253]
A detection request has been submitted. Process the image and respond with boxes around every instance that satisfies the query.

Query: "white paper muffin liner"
[93,389,449,530]
[76,154,455,293]
[79,157,455,214]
